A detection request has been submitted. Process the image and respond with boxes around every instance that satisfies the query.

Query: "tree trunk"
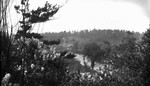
[91,60,95,70]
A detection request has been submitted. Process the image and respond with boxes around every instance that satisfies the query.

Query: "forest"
[1,0,150,86]
[43,29,142,44]
[43,29,143,53]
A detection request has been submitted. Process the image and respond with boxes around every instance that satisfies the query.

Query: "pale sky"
[8,0,150,33]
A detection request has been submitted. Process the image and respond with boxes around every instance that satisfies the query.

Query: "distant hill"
[43,29,142,43]
[42,29,143,53]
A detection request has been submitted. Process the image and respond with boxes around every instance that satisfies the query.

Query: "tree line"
[43,29,142,44]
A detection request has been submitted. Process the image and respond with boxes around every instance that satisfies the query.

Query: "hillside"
[42,29,142,53]
[43,29,142,44]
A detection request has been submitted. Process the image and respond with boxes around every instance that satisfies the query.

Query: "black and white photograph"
[1,0,150,86]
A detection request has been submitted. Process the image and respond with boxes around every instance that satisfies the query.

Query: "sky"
[8,0,150,33]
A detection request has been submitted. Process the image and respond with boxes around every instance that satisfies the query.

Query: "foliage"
[15,33,43,39]
[14,0,61,38]
[142,28,150,86]
[5,37,72,86]
[83,42,106,69]
[42,39,60,45]
[104,32,145,86]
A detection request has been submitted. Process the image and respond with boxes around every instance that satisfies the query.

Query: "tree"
[13,0,62,85]
[14,0,61,38]
[83,42,105,69]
